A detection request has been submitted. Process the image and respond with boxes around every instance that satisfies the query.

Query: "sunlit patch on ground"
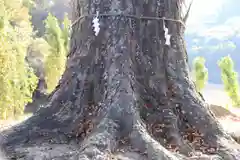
[0,114,32,131]
[202,83,232,107]
[202,83,240,137]
[218,116,240,136]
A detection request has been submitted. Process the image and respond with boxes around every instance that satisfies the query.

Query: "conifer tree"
[218,55,240,107]
[192,56,208,92]
[43,13,70,93]
[0,0,38,119]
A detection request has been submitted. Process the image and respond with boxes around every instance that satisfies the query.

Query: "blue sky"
[185,0,240,39]
[186,0,225,27]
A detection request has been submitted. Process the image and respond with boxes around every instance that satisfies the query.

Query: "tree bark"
[1,0,240,159]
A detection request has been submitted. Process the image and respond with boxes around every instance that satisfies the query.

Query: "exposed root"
[2,102,240,160]
[215,137,240,160]
[130,120,181,160]
[128,116,225,160]
[71,104,101,139]
[78,118,119,160]
[145,109,194,155]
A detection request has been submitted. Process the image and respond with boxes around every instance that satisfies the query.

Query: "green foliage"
[62,14,71,53]
[218,56,240,106]
[28,38,50,61]
[192,57,208,92]
[27,37,50,77]
[22,0,36,9]
[43,13,70,93]
[0,0,38,119]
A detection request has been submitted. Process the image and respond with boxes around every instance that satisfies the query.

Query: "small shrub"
[43,13,70,93]
[192,56,208,92]
[218,55,240,107]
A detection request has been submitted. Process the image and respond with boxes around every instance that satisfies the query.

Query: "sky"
[186,0,226,27]
[185,0,240,39]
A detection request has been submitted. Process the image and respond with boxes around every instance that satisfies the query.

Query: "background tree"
[26,38,50,78]
[192,56,208,92]
[24,13,70,113]
[22,0,35,9]
[30,0,71,37]
[218,55,240,107]
[24,38,50,113]
[2,0,240,159]
[43,13,70,93]
[0,0,38,119]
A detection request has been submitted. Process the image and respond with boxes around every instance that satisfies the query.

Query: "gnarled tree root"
[1,100,240,160]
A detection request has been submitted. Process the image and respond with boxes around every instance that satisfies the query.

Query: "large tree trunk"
[1,0,240,159]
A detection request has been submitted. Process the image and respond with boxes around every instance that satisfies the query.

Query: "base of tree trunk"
[1,88,240,160]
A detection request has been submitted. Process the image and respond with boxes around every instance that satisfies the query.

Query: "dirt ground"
[0,115,31,131]
[202,83,240,136]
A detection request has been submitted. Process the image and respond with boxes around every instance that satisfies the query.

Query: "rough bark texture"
[1,0,240,159]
